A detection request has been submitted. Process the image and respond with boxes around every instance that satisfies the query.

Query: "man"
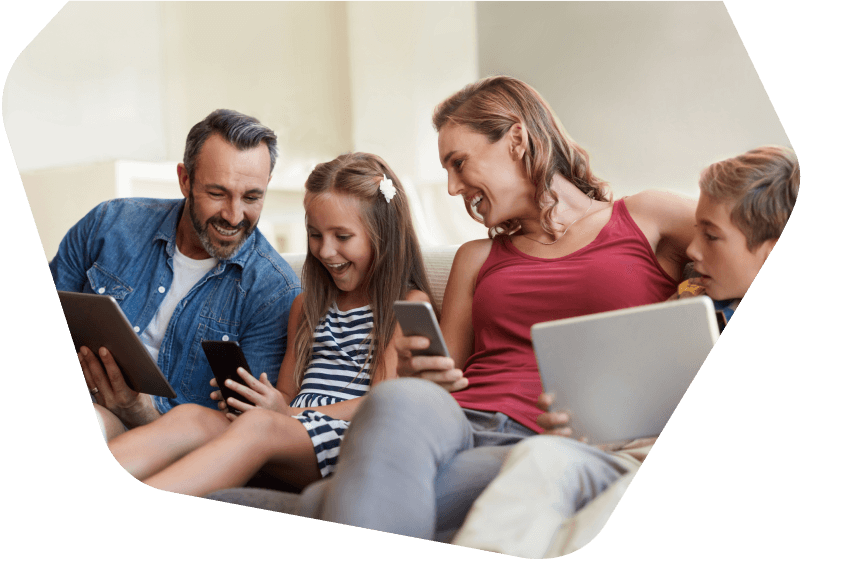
[51,109,301,440]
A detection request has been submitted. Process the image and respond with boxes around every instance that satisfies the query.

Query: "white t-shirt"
[140,245,218,362]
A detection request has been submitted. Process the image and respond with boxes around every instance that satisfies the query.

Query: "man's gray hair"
[183,109,278,185]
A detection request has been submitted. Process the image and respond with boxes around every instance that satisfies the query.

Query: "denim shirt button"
[97,287,105,294]
[222,335,229,341]
[158,286,165,293]
[133,326,140,332]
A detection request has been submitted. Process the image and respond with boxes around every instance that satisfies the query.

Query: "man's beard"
[188,192,257,259]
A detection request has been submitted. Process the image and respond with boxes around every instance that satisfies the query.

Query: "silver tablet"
[531,296,719,444]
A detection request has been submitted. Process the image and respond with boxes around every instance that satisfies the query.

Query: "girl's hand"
[216,368,293,416]
[209,380,230,413]
[396,335,468,392]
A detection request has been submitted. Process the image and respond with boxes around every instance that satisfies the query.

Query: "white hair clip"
[379,174,397,203]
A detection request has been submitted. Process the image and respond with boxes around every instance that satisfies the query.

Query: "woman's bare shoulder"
[624,189,694,215]
[453,238,494,269]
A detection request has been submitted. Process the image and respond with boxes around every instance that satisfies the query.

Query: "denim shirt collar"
[153,199,256,269]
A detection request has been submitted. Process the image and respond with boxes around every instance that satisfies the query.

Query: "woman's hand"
[209,368,293,420]
[536,392,578,438]
[396,335,468,392]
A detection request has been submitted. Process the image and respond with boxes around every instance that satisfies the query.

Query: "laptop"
[57,291,177,398]
[531,296,719,444]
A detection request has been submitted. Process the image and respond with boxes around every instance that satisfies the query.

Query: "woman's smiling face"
[437,122,536,228]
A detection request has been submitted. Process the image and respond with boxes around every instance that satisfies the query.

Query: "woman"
[211,76,696,541]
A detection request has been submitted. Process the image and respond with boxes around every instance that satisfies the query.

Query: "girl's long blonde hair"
[293,152,435,387]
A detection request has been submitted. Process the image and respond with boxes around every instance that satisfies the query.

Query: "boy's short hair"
[699,146,799,251]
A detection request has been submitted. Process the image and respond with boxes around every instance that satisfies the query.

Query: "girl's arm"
[296,288,431,422]
[274,293,305,402]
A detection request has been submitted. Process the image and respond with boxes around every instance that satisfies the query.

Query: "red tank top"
[452,199,677,432]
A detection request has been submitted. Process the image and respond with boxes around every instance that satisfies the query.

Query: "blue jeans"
[304,379,536,539]
[212,379,536,539]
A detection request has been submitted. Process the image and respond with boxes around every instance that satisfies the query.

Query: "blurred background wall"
[3,1,789,259]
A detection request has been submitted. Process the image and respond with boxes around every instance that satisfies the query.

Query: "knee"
[164,403,227,440]
[510,436,626,497]
[93,404,126,441]
[230,407,287,438]
[367,377,458,418]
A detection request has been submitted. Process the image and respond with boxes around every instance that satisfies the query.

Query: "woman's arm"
[625,190,697,281]
[441,240,492,369]
[395,239,492,391]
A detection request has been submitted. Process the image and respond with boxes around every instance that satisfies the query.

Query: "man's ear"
[177,163,191,199]
[507,123,528,160]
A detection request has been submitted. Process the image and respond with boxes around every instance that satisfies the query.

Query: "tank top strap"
[475,236,513,289]
[597,198,641,243]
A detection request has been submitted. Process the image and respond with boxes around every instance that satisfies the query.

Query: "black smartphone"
[392,301,450,357]
[201,340,254,411]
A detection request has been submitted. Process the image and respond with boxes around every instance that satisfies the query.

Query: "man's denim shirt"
[50,198,301,414]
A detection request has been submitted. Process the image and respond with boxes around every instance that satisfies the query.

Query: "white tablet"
[531,296,719,444]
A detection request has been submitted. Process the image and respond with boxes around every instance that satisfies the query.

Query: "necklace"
[523,196,593,246]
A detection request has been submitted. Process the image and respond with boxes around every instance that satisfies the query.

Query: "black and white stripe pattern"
[291,303,373,477]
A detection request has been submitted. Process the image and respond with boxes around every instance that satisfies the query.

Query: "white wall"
[5,2,793,258]
[477,2,790,199]
[6,2,489,255]
[3,3,168,172]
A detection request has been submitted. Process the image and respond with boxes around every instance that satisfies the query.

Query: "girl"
[108,152,434,496]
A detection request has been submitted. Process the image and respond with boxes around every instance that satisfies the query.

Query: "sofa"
[263,244,647,558]
[95,246,640,558]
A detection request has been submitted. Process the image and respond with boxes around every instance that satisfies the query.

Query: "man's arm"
[236,273,301,389]
[50,202,107,291]
[52,202,162,429]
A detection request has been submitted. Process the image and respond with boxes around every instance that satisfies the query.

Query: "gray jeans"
[208,379,621,541]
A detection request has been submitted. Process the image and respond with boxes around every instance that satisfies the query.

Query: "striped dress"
[291,303,373,477]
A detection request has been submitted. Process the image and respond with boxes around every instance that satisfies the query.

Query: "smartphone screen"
[392,301,450,357]
[201,340,254,411]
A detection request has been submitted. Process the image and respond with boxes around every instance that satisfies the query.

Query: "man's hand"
[396,335,468,392]
[78,346,160,428]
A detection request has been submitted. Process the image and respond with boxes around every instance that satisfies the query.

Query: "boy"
[677,145,798,330]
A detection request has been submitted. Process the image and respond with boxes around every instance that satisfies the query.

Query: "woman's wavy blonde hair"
[432,76,611,237]
[292,152,435,387]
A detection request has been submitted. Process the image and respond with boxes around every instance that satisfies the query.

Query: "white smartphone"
[393,301,450,357]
